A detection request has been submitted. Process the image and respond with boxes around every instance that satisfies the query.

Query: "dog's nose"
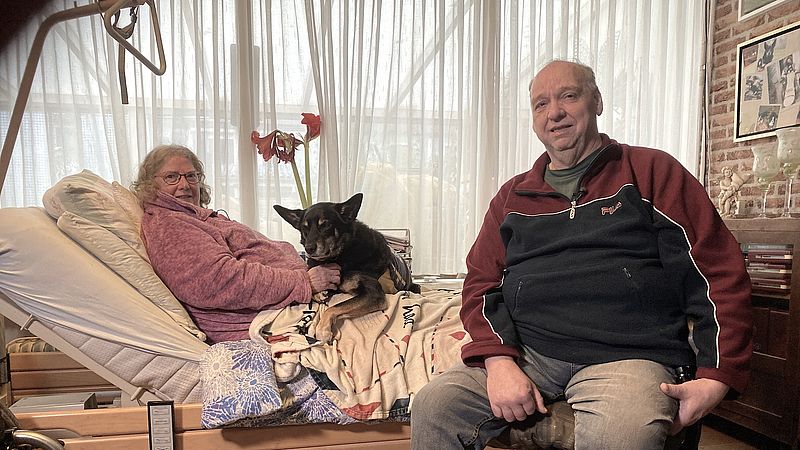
[305,243,317,254]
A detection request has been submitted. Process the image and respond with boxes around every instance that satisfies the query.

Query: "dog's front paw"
[312,291,330,304]
[315,316,335,343]
[316,327,333,344]
[317,326,343,344]
[315,309,344,344]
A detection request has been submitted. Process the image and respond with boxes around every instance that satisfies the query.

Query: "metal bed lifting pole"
[0,0,165,194]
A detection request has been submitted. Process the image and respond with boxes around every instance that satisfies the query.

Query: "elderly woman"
[132,144,340,344]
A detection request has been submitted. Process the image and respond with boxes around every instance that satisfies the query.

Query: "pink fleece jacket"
[141,192,312,344]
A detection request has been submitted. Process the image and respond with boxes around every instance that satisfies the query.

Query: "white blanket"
[249,288,468,420]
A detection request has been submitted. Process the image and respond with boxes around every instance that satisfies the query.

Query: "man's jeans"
[410,346,678,450]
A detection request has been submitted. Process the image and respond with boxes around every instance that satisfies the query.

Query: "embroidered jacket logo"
[601,201,622,215]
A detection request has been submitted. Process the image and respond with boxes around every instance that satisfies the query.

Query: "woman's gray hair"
[131,144,211,207]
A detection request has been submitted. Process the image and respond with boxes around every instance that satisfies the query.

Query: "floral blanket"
[249,288,468,421]
[200,340,355,428]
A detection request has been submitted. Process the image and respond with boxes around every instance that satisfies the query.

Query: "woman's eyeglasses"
[157,171,204,185]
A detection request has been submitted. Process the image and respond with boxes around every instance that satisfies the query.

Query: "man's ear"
[337,193,363,222]
[273,204,304,230]
[595,91,604,116]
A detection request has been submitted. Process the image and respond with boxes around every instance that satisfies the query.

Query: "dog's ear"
[337,193,363,222]
[273,204,304,230]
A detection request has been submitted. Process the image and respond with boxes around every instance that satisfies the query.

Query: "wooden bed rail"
[17,404,414,450]
[17,404,202,437]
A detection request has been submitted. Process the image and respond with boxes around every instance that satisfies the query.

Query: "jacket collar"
[515,134,620,193]
[146,191,215,221]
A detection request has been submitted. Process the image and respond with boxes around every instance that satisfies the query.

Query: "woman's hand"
[307,264,341,293]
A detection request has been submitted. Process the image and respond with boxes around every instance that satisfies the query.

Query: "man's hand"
[659,378,729,435]
[485,356,547,422]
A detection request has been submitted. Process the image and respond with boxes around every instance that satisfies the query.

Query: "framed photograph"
[738,0,794,22]
[734,21,800,142]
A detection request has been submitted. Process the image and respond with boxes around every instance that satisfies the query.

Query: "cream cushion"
[42,170,206,341]
[113,181,145,228]
[43,170,147,260]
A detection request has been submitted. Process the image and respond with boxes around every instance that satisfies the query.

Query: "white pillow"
[43,170,147,261]
[112,181,144,230]
[42,170,206,341]
[57,212,206,341]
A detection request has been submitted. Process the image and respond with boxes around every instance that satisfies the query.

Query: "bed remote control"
[147,400,175,450]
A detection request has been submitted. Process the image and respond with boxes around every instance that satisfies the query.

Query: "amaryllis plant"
[252,113,321,208]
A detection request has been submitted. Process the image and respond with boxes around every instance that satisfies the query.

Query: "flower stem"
[303,139,312,206]
[290,160,309,208]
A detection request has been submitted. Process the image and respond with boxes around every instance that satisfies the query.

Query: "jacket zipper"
[516,190,584,219]
[569,190,584,219]
[514,144,612,219]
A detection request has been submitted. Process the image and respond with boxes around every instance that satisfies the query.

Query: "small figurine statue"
[717,166,748,218]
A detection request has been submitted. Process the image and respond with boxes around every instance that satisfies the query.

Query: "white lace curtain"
[0,0,705,274]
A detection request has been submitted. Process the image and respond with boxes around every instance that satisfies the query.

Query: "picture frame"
[738,0,794,22]
[734,21,800,142]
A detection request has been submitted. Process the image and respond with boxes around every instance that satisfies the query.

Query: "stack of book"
[379,228,413,271]
[742,243,793,299]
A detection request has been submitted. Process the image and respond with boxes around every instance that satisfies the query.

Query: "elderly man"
[410,60,752,450]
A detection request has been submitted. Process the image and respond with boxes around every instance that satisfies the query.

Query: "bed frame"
[1,273,419,449]
[8,350,116,405]
[15,404,414,450]
[0,291,167,406]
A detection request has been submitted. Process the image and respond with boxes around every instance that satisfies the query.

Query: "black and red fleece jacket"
[460,135,753,394]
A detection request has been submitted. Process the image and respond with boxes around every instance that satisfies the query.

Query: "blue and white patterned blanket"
[200,339,356,428]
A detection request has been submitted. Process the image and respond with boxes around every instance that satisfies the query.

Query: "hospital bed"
[0,169,425,449]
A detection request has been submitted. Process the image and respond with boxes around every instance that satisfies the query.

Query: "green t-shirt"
[544,149,603,198]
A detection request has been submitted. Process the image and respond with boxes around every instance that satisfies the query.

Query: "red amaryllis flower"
[252,112,321,209]
[301,113,321,141]
[252,130,302,163]
[274,132,303,163]
[251,130,278,162]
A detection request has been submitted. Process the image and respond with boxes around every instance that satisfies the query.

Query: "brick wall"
[708,0,800,217]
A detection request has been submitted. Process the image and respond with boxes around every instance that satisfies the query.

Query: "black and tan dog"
[274,193,419,343]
